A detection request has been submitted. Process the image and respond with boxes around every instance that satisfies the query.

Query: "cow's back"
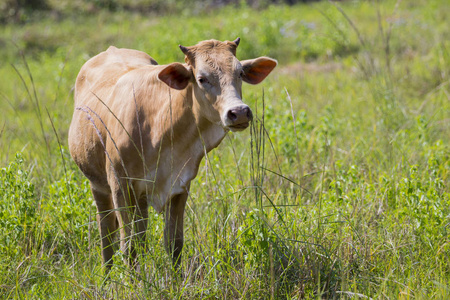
[74,46,158,106]
[68,46,158,191]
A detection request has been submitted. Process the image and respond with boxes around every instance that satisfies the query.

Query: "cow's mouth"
[228,122,250,132]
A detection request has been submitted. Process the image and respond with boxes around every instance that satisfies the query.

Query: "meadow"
[0,0,449,298]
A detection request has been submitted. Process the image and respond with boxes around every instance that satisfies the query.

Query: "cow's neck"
[154,85,228,188]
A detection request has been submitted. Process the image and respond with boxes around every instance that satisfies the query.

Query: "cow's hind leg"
[92,186,118,273]
[164,192,187,271]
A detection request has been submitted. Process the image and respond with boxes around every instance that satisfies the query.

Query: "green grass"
[0,0,449,298]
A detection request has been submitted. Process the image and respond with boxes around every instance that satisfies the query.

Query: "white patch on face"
[193,54,252,129]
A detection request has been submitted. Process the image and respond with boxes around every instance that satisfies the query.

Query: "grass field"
[0,0,449,298]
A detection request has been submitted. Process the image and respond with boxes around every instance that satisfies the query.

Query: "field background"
[0,0,449,298]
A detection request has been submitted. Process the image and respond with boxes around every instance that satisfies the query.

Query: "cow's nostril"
[244,107,253,120]
[227,110,238,122]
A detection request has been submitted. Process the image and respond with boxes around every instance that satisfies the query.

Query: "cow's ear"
[241,57,277,85]
[158,63,192,90]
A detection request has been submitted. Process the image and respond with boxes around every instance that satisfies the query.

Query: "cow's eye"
[198,77,208,84]
[239,71,244,79]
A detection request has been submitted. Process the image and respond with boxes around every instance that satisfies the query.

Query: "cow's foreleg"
[112,179,148,270]
[134,194,149,262]
[92,186,118,273]
[164,192,187,271]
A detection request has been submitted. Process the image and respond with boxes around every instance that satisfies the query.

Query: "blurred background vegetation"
[1,0,323,23]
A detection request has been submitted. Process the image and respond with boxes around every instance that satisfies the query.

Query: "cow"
[68,38,277,273]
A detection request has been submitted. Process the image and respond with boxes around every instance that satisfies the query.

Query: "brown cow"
[68,38,277,272]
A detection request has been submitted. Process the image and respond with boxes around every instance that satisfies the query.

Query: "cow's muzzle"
[225,105,253,132]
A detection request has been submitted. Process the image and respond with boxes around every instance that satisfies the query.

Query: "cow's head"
[158,38,277,132]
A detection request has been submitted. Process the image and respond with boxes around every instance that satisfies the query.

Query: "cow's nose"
[227,106,253,124]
